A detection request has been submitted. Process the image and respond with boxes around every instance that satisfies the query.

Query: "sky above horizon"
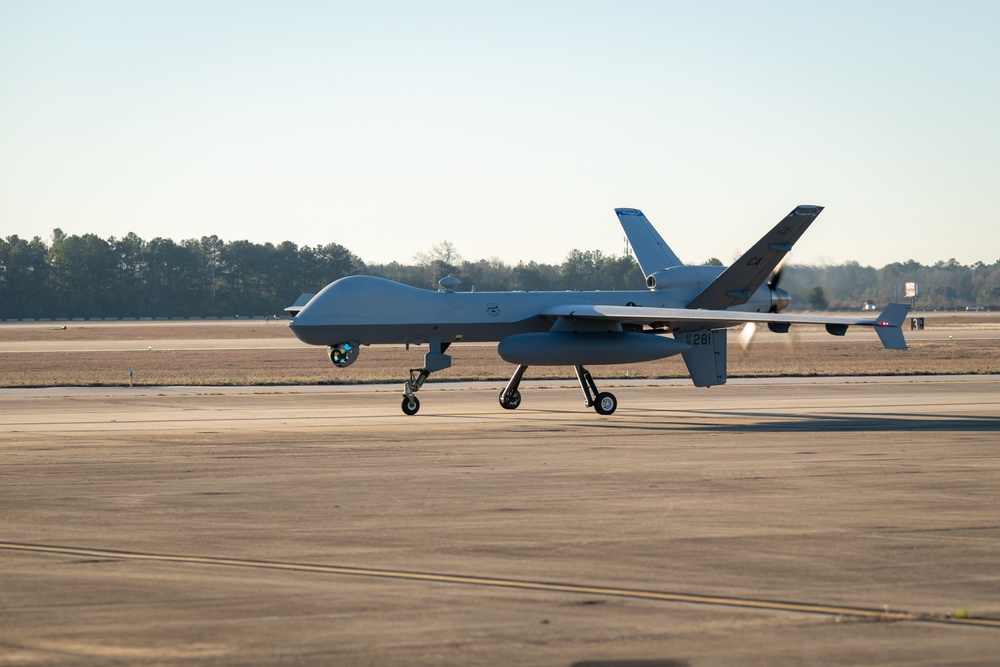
[2,1,998,269]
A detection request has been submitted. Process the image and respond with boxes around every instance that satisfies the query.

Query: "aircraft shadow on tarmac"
[572,410,1000,434]
[572,660,690,667]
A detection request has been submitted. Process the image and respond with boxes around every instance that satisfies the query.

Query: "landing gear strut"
[497,363,617,415]
[499,364,528,410]
[400,338,450,416]
[574,365,617,415]
[402,369,428,415]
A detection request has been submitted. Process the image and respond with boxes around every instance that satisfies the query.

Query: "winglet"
[873,303,911,350]
[616,208,682,277]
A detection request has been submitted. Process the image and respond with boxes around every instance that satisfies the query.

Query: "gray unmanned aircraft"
[287,205,909,415]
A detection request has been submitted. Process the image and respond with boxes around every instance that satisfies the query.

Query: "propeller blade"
[769,263,785,290]
[785,325,801,352]
[767,257,791,313]
[737,322,757,354]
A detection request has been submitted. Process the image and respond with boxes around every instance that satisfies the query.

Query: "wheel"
[401,395,420,416]
[499,390,521,410]
[594,392,617,416]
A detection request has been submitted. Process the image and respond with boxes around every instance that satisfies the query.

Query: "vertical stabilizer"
[686,205,823,310]
[675,329,728,387]
[616,208,683,278]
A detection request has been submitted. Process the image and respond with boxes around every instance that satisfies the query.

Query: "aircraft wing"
[616,208,682,276]
[285,292,316,316]
[686,205,823,310]
[539,302,910,350]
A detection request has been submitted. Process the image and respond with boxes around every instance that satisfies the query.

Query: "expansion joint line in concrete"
[2,541,997,629]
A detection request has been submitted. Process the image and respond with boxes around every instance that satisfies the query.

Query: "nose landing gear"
[401,373,425,415]
[400,338,450,416]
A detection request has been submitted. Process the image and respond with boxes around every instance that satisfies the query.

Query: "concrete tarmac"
[2,378,1000,665]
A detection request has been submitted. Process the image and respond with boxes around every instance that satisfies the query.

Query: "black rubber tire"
[499,390,521,410]
[594,392,617,415]
[401,395,420,415]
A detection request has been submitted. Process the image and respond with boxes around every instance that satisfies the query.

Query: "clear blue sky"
[2,1,998,268]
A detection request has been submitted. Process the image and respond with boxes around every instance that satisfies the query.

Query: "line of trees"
[0,233,642,319]
[781,260,1000,311]
[1,232,998,320]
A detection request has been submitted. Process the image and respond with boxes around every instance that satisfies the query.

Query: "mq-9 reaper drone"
[287,205,909,415]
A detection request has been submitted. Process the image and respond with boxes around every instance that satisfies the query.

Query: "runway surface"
[4,330,994,353]
[2,378,999,665]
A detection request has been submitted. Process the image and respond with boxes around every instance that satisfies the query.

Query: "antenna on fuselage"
[438,276,461,293]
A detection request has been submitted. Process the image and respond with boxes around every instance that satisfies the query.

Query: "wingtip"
[792,204,825,216]
[615,207,644,217]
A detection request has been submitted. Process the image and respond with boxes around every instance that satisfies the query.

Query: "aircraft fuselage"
[288,272,774,348]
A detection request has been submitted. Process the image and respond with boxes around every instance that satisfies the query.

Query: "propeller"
[738,262,798,353]
[767,264,790,313]
[737,321,758,353]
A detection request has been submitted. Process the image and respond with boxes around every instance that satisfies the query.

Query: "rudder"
[675,329,728,387]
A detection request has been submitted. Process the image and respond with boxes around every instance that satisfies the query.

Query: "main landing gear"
[497,364,618,415]
[398,337,617,416]
[499,364,527,410]
[574,364,618,415]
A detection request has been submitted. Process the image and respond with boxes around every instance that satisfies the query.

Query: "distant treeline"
[1,231,998,319]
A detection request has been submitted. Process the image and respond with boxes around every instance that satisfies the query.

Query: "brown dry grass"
[1,321,998,388]
[0,320,290,342]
